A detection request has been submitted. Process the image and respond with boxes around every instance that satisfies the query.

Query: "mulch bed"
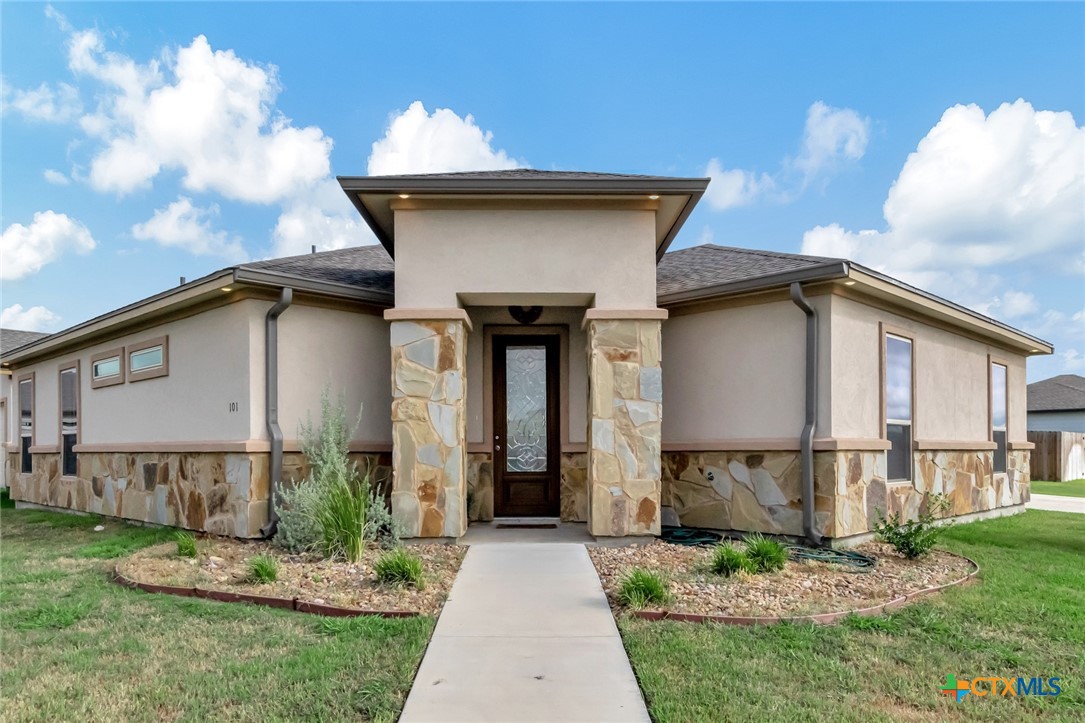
[588,540,977,623]
[116,538,466,616]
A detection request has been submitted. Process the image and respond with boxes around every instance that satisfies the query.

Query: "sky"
[1,2,1082,381]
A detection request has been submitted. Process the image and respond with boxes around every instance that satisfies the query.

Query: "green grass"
[0,502,436,722]
[374,548,424,588]
[1031,479,1085,498]
[175,531,198,558]
[617,568,670,608]
[710,543,756,577]
[247,554,279,584]
[742,532,789,572]
[620,510,1085,722]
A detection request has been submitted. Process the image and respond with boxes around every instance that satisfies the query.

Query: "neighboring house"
[1026,374,1085,481]
[1,328,51,488]
[1027,374,1085,433]
[1,170,1053,544]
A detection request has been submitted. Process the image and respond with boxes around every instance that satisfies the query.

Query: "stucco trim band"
[1008,441,1035,450]
[661,438,892,452]
[914,439,998,451]
[384,308,473,331]
[28,445,61,454]
[582,308,669,323]
[70,441,394,454]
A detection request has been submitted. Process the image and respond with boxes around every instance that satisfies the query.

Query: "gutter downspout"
[790,282,824,546]
[260,287,293,537]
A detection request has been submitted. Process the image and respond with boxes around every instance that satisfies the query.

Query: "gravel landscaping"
[117,538,466,615]
[589,539,974,619]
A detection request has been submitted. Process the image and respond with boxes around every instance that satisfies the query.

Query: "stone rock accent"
[587,319,662,536]
[7,451,271,537]
[465,451,588,523]
[662,451,835,538]
[390,320,467,538]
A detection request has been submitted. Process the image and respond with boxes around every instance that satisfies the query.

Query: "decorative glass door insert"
[505,346,548,473]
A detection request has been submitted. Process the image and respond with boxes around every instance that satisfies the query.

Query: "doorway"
[492,334,560,517]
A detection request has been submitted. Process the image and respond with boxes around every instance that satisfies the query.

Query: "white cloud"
[43,169,71,185]
[703,100,869,210]
[272,179,376,257]
[1,211,96,280]
[793,101,870,184]
[132,196,247,261]
[1,304,61,332]
[1,77,82,122]
[704,158,775,210]
[368,101,520,175]
[64,24,331,202]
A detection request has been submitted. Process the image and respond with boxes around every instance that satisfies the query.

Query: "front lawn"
[620,510,1084,722]
[1031,479,1085,498]
[0,496,434,722]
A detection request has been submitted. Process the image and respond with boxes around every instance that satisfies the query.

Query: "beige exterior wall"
[393,208,658,309]
[661,296,831,443]
[464,306,588,449]
[829,294,1029,442]
[269,303,392,446]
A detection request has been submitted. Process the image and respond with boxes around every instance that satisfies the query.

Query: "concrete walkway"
[400,543,650,722]
[1027,493,1085,513]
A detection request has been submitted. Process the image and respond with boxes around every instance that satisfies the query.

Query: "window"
[128,336,169,382]
[90,346,125,388]
[60,363,79,477]
[991,362,1007,473]
[885,333,913,481]
[18,375,33,474]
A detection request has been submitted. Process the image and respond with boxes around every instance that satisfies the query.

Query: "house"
[1,170,1052,544]
[1,328,50,488]
[1027,374,1085,433]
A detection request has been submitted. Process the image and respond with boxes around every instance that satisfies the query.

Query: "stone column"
[586,316,663,537]
[388,314,468,538]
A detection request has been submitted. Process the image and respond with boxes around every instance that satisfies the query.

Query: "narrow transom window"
[60,366,79,477]
[127,336,169,382]
[885,334,913,482]
[93,356,121,380]
[130,346,163,372]
[19,377,33,474]
[991,362,1007,473]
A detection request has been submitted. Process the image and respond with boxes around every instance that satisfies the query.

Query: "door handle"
[495,444,501,451]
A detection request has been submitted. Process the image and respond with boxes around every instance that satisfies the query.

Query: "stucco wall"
[393,208,658,309]
[661,297,831,442]
[266,303,392,445]
[829,295,1029,442]
[463,306,588,448]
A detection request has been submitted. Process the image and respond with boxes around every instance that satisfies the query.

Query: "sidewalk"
[399,543,650,723]
[1027,494,1085,513]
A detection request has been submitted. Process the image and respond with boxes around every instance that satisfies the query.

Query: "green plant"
[874,493,952,559]
[710,543,756,577]
[842,613,901,633]
[743,533,788,573]
[374,549,424,588]
[617,568,670,608]
[175,531,198,558]
[247,554,279,584]
[366,488,405,549]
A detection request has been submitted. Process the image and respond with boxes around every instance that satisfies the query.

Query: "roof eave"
[232,267,394,306]
[657,261,850,306]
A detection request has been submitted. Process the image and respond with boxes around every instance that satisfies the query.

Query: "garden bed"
[116,538,466,616]
[589,540,976,622]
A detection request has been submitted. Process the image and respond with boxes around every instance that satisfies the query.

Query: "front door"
[493,334,560,517]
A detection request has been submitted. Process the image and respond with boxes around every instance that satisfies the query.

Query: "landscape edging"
[111,567,420,619]
[631,552,980,626]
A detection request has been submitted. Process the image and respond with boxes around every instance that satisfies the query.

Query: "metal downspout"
[790,282,824,546]
[260,287,293,537]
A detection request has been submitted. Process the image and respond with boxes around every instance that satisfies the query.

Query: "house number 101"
[228,402,239,412]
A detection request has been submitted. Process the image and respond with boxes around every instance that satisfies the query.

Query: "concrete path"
[400,543,650,723]
[1027,494,1085,513]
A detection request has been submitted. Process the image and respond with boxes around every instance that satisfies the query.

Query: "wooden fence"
[1027,431,1085,482]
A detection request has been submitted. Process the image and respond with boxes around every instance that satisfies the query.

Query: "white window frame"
[18,373,34,474]
[991,360,1008,474]
[128,336,169,383]
[91,346,125,389]
[883,330,914,483]
[59,362,80,478]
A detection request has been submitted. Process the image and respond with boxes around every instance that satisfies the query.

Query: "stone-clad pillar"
[586,315,664,537]
[387,313,469,538]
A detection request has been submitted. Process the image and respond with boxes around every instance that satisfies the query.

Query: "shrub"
[617,568,670,608]
[176,531,198,558]
[743,533,788,573]
[711,543,756,577]
[874,493,952,559]
[247,554,279,584]
[366,488,406,550]
[374,549,424,588]
[275,480,324,553]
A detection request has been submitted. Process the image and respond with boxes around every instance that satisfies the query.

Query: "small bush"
[374,549,424,588]
[874,493,951,559]
[617,568,670,608]
[275,480,324,554]
[367,488,405,549]
[743,533,788,573]
[175,531,198,558]
[711,543,756,577]
[247,554,279,584]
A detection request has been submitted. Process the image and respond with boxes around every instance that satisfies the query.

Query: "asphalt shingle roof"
[1027,374,1085,412]
[243,245,395,296]
[655,244,842,297]
[1,328,50,355]
[349,169,690,182]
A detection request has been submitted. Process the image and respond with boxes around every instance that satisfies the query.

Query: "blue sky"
[2,2,1082,380]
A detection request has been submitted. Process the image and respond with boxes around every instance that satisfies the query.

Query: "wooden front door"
[493,334,560,517]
